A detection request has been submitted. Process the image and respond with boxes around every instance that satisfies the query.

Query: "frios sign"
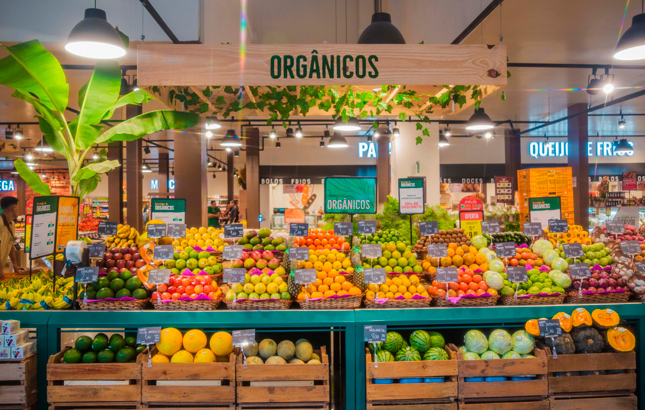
[529,141,634,159]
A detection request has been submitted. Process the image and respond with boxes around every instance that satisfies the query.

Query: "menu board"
[494,176,513,204]
[232,329,256,347]
[606,220,625,235]
[569,263,591,279]
[357,220,377,235]
[56,197,79,252]
[562,243,584,259]
[538,319,562,337]
[137,327,162,344]
[148,269,171,285]
[88,243,105,258]
[222,245,243,260]
[30,196,58,259]
[334,222,353,236]
[153,245,174,260]
[620,240,641,255]
[294,269,317,284]
[223,268,246,283]
[419,221,438,236]
[398,178,425,214]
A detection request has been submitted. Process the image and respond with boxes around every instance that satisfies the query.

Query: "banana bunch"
[106,224,139,249]
[0,271,74,310]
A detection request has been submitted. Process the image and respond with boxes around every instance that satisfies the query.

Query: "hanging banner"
[529,197,561,230]
[623,172,637,191]
[30,197,59,259]
[55,197,79,252]
[151,198,186,224]
[284,208,306,224]
[24,197,33,253]
[324,177,377,214]
[494,176,514,204]
[459,195,484,235]
[398,178,425,214]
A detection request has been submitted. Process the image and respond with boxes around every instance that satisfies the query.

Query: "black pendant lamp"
[66,8,126,59]
[466,108,495,131]
[358,1,405,44]
[615,1,645,60]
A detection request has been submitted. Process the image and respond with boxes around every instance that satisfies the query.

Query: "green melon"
[423,347,449,361]
[427,331,445,349]
[375,350,395,363]
[395,346,422,362]
[410,330,432,353]
[382,332,404,354]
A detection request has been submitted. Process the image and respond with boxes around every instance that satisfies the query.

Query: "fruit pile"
[151,328,234,363]
[298,248,354,274]
[152,273,223,301]
[362,242,422,275]
[226,270,291,301]
[79,216,101,232]
[501,249,542,268]
[0,273,74,310]
[105,224,140,250]
[526,308,635,357]
[81,270,147,300]
[422,244,489,274]
[293,228,349,251]
[168,247,223,276]
[485,232,532,246]
[243,338,320,364]
[420,228,471,246]
[63,333,146,363]
[297,271,361,300]
[459,328,536,360]
[427,268,499,298]
[571,266,628,294]
[97,246,145,272]
[231,250,284,275]
[365,274,427,300]
[370,330,450,363]
[546,225,592,246]
[598,224,644,243]
[500,267,570,297]
[365,229,411,247]
[173,226,225,252]
[238,228,286,252]
[631,243,645,262]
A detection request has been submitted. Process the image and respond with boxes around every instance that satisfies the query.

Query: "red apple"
[129,267,138,274]
[132,253,141,261]
[120,247,130,254]
[167,286,176,294]
[116,260,126,269]
[123,254,132,261]
[158,284,168,293]
[103,252,113,260]
[95,258,105,268]
[125,261,135,269]
[207,291,215,299]
[171,293,180,301]
[110,247,120,254]
[105,259,116,268]
[114,252,123,260]
[151,292,159,301]
[129,247,138,255]
[135,259,145,268]
[176,285,185,294]
[203,285,212,294]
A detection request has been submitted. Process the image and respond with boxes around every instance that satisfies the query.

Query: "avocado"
[131,288,147,300]
[115,288,131,299]
[125,277,142,292]
[63,348,82,363]
[96,288,115,299]
[82,351,97,363]
[119,271,133,282]
[135,345,146,355]
[116,346,136,363]
[107,270,120,281]
[75,336,93,353]
[109,339,125,353]
[92,276,110,291]
[109,334,124,343]
[109,278,125,293]
[85,288,97,300]
[124,335,137,348]
[92,334,109,352]
[97,349,115,363]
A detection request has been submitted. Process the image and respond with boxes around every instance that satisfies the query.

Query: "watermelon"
[383,332,404,354]
[428,331,446,349]
[395,346,422,362]
[400,339,409,349]
[368,342,382,353]
[423,347,449,361]
[375,350,395,363]
[410,330,432,353]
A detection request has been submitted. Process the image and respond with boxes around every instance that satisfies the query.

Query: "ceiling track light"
[602,69,615,94]
[14,127,23,140]
[320,136,325,147]
[286,127,294,138]
[484,131,493,139]
[119,74,131,96]
[205,130,213,138]
[333,117,361,131]
[295,123,303,138]
[35,137,53,152]
[392,127,400,138]
[5,126,14,140]
[466,108,495,131]
[618,110,627,129]
[358,6,406,44]
[438,130,450,147]
[144,145,151,154]
[212,173,216,179]
[327,132,349,148]
[373,129,380,139]
[269,127,276,139]
[444,126,451,137]
[221,129,242,147]
[205,116,222,130]
[614,8,645,60]
[65,8,126,59]
[367,134,373,142]
[25,152,33,161]
[234,149,240,157]
[614,138,633,154]
[276,141,281,148]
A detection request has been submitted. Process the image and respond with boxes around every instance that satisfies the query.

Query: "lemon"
[171,350,194,363]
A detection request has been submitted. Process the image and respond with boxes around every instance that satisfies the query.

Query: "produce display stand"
[0,354,37,410]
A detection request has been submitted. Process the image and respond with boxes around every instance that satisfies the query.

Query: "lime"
[109,278,125,293]
[115,288,132,299]
[63,348,82,363]
[92,334,109,352]
[109,338,125,353]
[124,335,137,348]
[96,288,115,299]
[97,349,115,363]
[107,270,120,281]
[131,288,148,300]
[82,351,97,363]
[125,277,143,292]
[93,276,110,291]
[75,335,92,353]
[119,271,133,282]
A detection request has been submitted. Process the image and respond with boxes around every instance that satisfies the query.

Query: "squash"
[572,328,605,353]
[572,308,592,328]
[592,309,620,329]
[525,319,540,337]
[606,327,636,352]
[553,312,572,333]
[545,333,575,355]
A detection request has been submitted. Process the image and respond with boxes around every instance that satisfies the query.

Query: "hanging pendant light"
[220,129,242,147]
[327,132,349,148]
[65,8,127,59]
[438,130,450,148]
[358,1,405,45]
[466,108,495,131]
[614,3,645,60]
[333,117,361,131]
[205,116,222,130]
[34,137,53,152]
[614,138,633,154]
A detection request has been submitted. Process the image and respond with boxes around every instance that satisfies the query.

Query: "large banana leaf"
[101,89,154,121]
[15,159,51,196]
[0,40,68,113]
[96,110,199,144]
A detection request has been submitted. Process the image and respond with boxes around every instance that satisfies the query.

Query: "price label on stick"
[334,222,353,236]
[148,269,171,285]
[548,219,569,233]
[137,327,161,345]
[620,240,642,255]
[507,266,528,283]
[224,224,244,238]
[538,319,562,337]
[562,243,584,259]
[496,242,517,258]
[289,223,309,237]
[357,220,377,235]
[364,268,386,284]
[481,221,500,234]
[222,245,243,260]
[289,247,310,260]
[153,245,174,260]
[635,261,645,275]
[295,269,317,284]
[436,267,459,283]
[364,325,387,342]
[75,267,99,283]
[97,221,118,236]
[569,263,591,279]
[426,244,448,258]
[361,244,382,258]
[523,222,543,237]
[166,223,187,238]
[232,329,256,347]
[223,268,246,284]
[87,243,105,258]
[419,221,438,236]
[147,223,167,238]
[606,220,625,235]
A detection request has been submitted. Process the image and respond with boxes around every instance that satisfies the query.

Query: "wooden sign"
[138,44,507,87]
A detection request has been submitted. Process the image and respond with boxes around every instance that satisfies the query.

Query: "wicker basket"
[636,293,645,302]
[150,297,221,311]
[363,296,431,309]
[208,251,223,263]
[223,298,292,310]
[565,291,631,304]
[433,295,499,307]
[212,272,224,286]
[500,294,565,305]
[296,294,363,310]
[77,298,147,311]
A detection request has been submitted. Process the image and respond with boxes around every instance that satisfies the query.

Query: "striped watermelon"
[423,347,449,361]
[400,338,409,349]
[395,346,422,362]
[375,350,395,363]
[410,330,432,353]
[368,342,382,354]
[428,331,446,348]
[383,332,404,353]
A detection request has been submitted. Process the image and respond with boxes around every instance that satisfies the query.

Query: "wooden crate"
[47,347,141,407]
[138,347,235,408]
[449,344,548,403]
[545,347,636,396]
[458,399,549,410]
[0,404,37,410]
[365,348,458,407]
[49,403,141,410]
[236,347,329,408]
[549,393,638,410]
[0,354,37,408]
[367,404,456,410]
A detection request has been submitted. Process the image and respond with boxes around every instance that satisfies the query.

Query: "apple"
[135,259,145,268]
[167,286,176,294]
[171,293,180,301]
[207,291,215,299]
[157,284,168,293]
[132,253,141,261]
[203,285,212,294]
[116,260,126,269]
[95,258,105,268]
[232,259,244,268]
[120,247,130,254]
[114,252,123,260]
[129,267,138,274]
[110,247,120,254]
[104,252,113,260]
[129,247,138,255]
[125,261,135,269]
[151,293,159,301]
[176,285,185,294]
[123,253,132,261]
[105,259,116,268]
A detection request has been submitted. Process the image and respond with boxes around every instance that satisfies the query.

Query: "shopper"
[0,196,22,281]
[207,200,221,228]
[229,200,240,223]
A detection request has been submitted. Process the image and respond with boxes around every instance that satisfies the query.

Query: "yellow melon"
[210,331,234,356]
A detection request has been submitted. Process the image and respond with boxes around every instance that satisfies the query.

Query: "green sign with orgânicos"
[324,177,377,214]
[528,197,561,230]
[151,198,186,224]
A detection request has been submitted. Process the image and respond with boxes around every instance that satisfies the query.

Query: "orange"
[209,331,233,356]
[194,348,216,363]
[475,254,487,264]
[389,284,398,293]
[311,291,324,298]
[330,283,341,292]
[337,275,346,282]
[348,287,361,295]
[156,328,183,356]
[328,270,339,278]
[323,290,336,297]
[151,354,169,363]
[171,350,194,363]
[380,284,389,293]
[304,261,313,269]
[403,292,412,299]
[408,285,417,293]
[323,277,334,286]
[318,285,329,293]
[447,248,455,257]
[398,285,407,293]
[338,290,349,296]
[449,243,458,249]
[297,293,307,300]
[316,271,326,280]
[315,278,323,286]
[335,276,345,284]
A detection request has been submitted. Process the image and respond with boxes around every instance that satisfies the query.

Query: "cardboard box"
[0,335,4,347]
[0,346,11,359]
[4,329,28,348]
[11,340,36,359]
[1,320,20,335]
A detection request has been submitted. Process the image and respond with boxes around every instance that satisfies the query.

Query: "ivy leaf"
[501,91,506,101]
[215,96,226,105]
[416,123,423,130]
[199,102,209,113]
[474,100,481,110]
[398,112,407,121]
[422,128,430,137]
[416,136,423,144]
[373,120,378,129]
[203,86,212,97]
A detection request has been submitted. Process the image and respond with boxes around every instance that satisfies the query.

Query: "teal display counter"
[2,303,644,410]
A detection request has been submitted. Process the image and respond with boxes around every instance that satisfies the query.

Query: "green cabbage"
[511,330,535,354]
[484,271,504,290]
[464,330,488,354]
[463,352,481,360]
[480,350,500,359]
[488,329,512,355]
[502,350,522,359]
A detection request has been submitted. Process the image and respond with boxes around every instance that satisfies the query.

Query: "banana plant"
[0,40,199,199]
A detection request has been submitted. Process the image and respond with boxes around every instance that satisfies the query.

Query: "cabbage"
[464,330,488,354]
[511,330,535,354]
[532,239,553,257]
[484,271,504,290]
[479,247,491,255]
[552,258,568,271]
[488,259,505,273]
[553,273,572,288]
[502,351,522,359]
[463,352,480,360]
[480,350,500,359]
[521,354,535,358]
[459,345,469,354]
[486,252,498,262]
[472,236,488,250]
[488,329,512,355]
[548,269,563,281]
[543,250,559,265]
